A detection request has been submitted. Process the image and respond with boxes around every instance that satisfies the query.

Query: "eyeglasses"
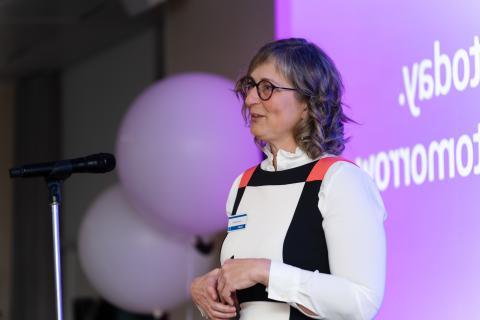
[237,76,298,101]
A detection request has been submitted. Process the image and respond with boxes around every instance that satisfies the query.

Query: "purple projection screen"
[276,0,480,318]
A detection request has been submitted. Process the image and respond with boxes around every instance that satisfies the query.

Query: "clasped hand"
[190,258,270,320]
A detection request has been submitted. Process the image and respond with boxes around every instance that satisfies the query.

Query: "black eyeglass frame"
[237,76,298,101]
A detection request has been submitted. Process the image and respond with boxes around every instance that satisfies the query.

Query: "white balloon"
[78,185,214,313]
[116,73,261,236]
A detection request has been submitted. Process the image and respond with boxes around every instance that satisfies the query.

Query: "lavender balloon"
[78,185,214,314]
[116,73,260,235]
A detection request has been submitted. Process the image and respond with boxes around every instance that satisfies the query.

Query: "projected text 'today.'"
[399,36,480,117]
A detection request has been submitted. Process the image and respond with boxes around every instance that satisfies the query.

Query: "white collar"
[261,145,316,171]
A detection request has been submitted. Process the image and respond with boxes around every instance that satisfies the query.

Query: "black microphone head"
[9,153,116,179]
[84,153,116,173]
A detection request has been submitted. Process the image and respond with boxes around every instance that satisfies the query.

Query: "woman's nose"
[245,86,260,106]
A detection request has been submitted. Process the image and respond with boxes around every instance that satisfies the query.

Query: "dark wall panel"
[11,72,61,320]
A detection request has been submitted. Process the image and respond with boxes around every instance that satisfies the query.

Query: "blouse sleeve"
[266,161,387,320]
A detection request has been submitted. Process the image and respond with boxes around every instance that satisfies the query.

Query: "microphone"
[9,153,116,179]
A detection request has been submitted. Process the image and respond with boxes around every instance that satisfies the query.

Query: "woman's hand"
[217,258,271,305]
[190,268,237,319]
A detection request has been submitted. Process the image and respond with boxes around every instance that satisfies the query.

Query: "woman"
[190,38,387,320]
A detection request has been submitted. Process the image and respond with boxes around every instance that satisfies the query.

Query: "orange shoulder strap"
[306,156,357,182]
[239,165,257,188]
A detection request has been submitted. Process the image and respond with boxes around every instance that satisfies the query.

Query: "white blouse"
[223,146,387,319]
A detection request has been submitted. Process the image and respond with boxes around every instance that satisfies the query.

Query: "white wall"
[165,0,274,79]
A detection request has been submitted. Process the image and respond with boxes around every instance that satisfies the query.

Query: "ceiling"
[0,0,164,80]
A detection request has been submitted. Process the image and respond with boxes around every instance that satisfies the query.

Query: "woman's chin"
[250,127,265,139]
[252,134,271,145]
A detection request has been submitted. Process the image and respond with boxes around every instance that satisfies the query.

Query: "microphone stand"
[45,165,72,320]
[47,179,64,320]
[10,154,115,320]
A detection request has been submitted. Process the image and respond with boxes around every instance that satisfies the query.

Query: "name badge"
[228,213,247,232]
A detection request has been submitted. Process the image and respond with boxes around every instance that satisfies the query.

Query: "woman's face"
[245,60,307,146]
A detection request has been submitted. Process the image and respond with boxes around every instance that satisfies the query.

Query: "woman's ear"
[301,103,308,120]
